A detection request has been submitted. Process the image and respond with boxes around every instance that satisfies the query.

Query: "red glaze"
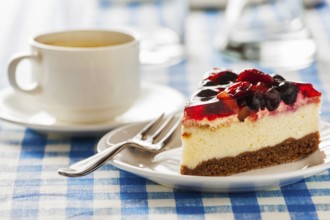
[295,83,321,98]
[237,68,273,85]
[184,68,322,121]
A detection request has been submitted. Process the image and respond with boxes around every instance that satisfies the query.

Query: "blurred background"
[0,0,329,109]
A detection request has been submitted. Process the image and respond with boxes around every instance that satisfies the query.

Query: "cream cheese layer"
[181,103,320,169]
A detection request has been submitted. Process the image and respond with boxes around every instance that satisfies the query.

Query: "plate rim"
[99,120,330,183]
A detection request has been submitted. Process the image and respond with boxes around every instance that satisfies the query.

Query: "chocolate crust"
[180,132,320,176]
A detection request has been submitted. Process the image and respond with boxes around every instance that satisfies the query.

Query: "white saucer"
[0,81,186,135]
[98,120,330,192]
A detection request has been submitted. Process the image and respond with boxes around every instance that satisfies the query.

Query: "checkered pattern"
[1,0,330,219]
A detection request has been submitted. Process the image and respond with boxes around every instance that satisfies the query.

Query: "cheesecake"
[180,68,322,176]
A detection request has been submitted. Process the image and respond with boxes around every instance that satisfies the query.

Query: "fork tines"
[140,114,181,146]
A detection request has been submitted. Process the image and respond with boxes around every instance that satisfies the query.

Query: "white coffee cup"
[8,29,140,123]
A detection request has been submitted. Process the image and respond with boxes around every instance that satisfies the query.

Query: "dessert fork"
[58,114,181,177]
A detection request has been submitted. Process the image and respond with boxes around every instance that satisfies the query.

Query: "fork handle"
[58,141,127,177]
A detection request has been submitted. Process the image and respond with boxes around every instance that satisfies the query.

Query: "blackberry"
[264,88,281,111]
[246,92,266,111]
[277,82,299,105]
[206,71,238,86]
[195,89,218,98]
[272,74,286,85]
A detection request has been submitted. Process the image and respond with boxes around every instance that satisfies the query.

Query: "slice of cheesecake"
[180,68,322,176]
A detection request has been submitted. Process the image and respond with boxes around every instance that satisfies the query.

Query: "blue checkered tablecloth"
[1,0,330,219]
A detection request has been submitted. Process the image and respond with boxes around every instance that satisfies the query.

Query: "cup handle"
[8,51,41,94]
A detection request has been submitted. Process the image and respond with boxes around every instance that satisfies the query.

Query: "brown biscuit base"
[180,132,320,176]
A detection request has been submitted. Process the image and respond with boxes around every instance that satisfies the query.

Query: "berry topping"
[217,91,239,112]
[295,83,321,98]
[225,81,252,99]
[264,88,281,111]
[195,89,218,98]
[184,68,321,121]
[203,70,238,86]
[237,68,273,85]
[277,82,299,105]
[238,106,251,122]
[246,92,266,111]
[272,74,286,84]
[184,101,237,121]
[250,82,269,93]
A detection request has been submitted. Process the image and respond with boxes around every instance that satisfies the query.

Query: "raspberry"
[237,68,273,85]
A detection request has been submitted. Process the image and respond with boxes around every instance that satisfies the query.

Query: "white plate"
[98,120,330,192]
[0,82,186,135]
